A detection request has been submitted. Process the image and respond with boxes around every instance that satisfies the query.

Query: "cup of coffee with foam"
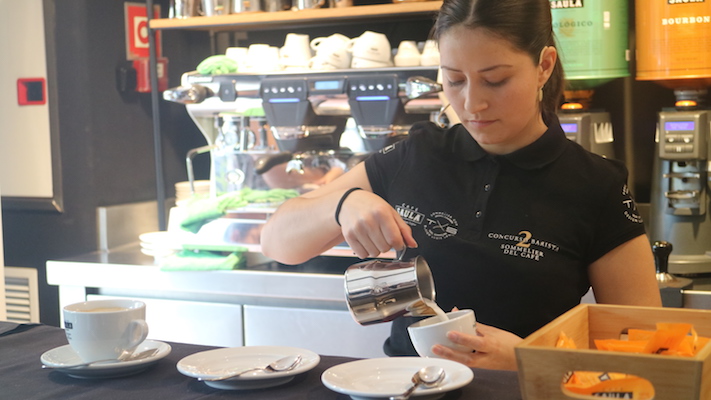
[62,299,149,362]
[408,309,477,358]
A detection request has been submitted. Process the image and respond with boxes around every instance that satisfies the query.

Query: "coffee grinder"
[551,0,630,158]
[637,0,711,276]
[649,89,711,275]
[558,90,615,158]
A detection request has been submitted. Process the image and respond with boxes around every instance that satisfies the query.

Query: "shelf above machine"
[149,2,443,31]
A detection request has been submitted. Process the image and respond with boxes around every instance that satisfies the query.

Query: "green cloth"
[196,55,239,75]
[180,188,300,233]
[160,249,246,271]
[243,107,265,117]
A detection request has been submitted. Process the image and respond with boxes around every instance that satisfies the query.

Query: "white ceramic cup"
[281,33,312,66]
[310,33,352,69]
[308,55,340,71]
[397,40,420,55]
[420,39,441,66]
[63,299,149,363]
[245,44,282,72]
[225,47,249,71]
[394,41,421,67]
[310,33,350,52]
[351,56,392,69]
[407,309,477,358]
[347,31,392,63]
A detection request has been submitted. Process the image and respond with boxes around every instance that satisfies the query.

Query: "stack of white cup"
[225,47,249,72]
[348,31,393,69]
[309,33,352,71]
[280,33,313,72]
[243,44,283,72]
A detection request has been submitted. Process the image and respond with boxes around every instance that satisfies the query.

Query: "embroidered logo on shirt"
[621,184,644,224]
[380,144,396,154]
[424,212,459,240]
[488,230,560,262]
[396,203,425,225]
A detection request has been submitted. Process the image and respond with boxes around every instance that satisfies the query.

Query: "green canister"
[551,0,630,90]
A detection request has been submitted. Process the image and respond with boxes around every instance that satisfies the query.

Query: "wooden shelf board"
[150,2,442,31]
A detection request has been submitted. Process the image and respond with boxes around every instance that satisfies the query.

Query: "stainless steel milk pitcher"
[344,254,435,326]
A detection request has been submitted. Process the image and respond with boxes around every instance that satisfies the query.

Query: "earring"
[538,87,544,102]
[435,103,451,128]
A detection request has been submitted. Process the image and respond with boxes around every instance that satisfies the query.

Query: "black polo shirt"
[365,116,645,354]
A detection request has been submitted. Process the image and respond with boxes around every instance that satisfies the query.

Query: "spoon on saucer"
[389,365,446,400]
[43,348,160,369]
[199,354,302,382]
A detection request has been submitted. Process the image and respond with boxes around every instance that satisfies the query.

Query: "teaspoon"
[199,354,302,382]
[43,348,160,369]
[389,365,446,400]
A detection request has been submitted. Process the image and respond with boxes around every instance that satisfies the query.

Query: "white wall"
[0,184,6,320]
[0,0,53,199]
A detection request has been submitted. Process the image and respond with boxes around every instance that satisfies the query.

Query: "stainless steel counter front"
[46,246,393,358]
[48,245,356,309]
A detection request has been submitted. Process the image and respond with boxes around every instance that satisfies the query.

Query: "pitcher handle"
[395,246,408,261]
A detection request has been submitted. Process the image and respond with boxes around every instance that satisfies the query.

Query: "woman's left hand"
[431,323,523,371]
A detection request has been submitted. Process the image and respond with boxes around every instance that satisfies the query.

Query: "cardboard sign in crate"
[515,304,711,400]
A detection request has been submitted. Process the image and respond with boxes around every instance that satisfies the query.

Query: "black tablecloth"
[0,321,522,400]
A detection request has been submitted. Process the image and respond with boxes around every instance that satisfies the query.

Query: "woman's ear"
[538,46,557,88]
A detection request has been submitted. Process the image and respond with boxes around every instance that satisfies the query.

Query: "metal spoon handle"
[389,383,418,400]
[42,348,159,369]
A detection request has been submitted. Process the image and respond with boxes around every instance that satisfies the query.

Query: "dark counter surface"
[0,321,523,400]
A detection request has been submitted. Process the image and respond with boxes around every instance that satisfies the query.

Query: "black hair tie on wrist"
[335,188,362,226]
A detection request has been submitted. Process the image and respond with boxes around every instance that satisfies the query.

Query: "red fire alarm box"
[134,57,169,93]
[17,78,46,106]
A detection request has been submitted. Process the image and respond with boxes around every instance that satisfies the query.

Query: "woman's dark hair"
[432,0,565,114]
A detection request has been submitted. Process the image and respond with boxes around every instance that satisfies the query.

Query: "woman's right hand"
[336,189,418,259]
[261,162,416,264]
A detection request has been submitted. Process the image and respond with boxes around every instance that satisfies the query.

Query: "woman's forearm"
[260,191,347,264]
[260,163,373,264]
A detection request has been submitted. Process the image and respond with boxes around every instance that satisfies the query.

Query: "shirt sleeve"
[587,159,647,264]
[364,122,434,199]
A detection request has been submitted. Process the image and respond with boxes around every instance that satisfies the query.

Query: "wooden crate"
[515,304,711,400]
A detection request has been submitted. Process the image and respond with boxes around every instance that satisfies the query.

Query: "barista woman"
[260,0,662,370]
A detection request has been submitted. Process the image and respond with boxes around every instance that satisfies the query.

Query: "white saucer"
[177,345,320,390]
[321,357,474,400]
[40,340,172,379]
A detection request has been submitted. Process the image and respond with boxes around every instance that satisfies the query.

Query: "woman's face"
[439,26,555,155]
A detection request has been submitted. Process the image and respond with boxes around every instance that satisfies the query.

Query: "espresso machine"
[163,67,440,250]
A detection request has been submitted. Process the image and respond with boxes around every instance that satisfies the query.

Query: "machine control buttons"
[260,78,309,100]
[665,134,694,144]
[347,74,399,97]
[664,144,695,153]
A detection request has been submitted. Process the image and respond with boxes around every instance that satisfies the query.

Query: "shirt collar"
[453,113,568,169]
